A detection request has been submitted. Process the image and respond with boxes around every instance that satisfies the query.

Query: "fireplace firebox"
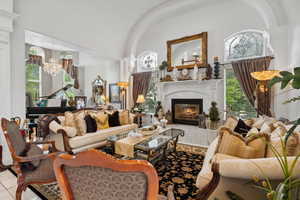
[171,99,203,125]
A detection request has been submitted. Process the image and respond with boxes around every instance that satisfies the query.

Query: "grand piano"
[26,84,77,121]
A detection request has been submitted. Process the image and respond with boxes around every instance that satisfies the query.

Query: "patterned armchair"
[54,149,175,200]
[1,118,59,200]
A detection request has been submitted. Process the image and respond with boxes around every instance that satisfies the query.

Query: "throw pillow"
[107,111,121,127]
[92,112,109,130]
[270,126,287,139]
[233,119,251,136]
[217,127,269,158]
[84,115,97,133]
[64,112,77,128]
[260,123,272,135]
[74,112,87,136]
[223,116,238,130]
[252,116,265,129]
[246,127,259,137]
[267,133,299,157]
[119,110,130,125]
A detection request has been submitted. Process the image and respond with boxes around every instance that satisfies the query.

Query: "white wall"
[135,0,293,119]
[80,53,120,102]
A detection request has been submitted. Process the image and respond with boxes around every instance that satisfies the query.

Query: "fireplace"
[172,99,203,125]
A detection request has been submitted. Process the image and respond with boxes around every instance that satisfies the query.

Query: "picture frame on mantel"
[167,32,208,72]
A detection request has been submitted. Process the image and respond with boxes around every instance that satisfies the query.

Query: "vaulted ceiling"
[15,0,298,60]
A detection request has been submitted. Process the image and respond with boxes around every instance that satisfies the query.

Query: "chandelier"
[44,58,62,76]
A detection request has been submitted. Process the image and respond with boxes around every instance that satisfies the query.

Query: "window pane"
[26,64,40,81]
[26,81,40,103]
[225,31,265,61]
[226,69,256,119]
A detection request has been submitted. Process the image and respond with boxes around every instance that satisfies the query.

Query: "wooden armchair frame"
[54,149,170,200]
[1,118,59,200]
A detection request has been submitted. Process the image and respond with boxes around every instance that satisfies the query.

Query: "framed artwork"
[109,83,121,103]
[75,96,87,109]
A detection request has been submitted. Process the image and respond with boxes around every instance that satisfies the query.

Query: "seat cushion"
[23,156,56,183]
[69,124,138,149]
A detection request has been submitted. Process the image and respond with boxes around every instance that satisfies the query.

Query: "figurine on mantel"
[204,64,213,80]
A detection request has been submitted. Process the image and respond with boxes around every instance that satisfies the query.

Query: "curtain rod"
[219,56,275,66]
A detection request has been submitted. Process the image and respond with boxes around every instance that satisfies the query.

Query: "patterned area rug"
[18,145,206,200]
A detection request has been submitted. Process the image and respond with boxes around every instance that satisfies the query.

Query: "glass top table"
[107,128,184,163]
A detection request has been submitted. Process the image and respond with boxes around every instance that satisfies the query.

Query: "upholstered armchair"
[53,149,175,200]
[1,118,59,200]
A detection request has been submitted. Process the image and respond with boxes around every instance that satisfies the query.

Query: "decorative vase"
[193,64,198,80]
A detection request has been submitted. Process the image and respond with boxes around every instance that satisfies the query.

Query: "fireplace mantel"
[157,79,224,116]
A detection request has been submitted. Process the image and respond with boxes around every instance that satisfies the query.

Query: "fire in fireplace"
[172,99,203,125]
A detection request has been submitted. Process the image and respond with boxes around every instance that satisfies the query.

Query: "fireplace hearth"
[172,99,203,125]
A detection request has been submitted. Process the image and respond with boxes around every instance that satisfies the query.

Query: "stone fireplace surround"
[157,79,224,123]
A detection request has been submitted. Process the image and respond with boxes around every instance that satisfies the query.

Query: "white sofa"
[196,118,300,200]
[48,110,138,153]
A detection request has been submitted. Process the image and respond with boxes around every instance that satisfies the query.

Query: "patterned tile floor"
[0,170,41,200]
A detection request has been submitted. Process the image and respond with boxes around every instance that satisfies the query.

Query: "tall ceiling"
[15,0,298,60]
[16,0,167,59]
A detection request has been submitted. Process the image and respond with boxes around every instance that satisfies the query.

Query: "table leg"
[174,136,179,152]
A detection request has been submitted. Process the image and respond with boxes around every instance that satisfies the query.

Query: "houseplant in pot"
[209,101,220,129]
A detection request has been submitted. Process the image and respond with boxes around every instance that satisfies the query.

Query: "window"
[225,68,256,119]
[137,51,158,72]
[26,46,44,104]
[224,30,272,61]
[224,30,273,119]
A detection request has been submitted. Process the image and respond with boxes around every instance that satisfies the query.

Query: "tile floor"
[0,170,41,200]
[0,124,216,200]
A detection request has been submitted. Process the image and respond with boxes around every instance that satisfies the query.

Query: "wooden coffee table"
[107,128,184,163]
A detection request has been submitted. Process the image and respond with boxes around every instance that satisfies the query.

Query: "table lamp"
[136,94,145,112]
[251,70,280,92]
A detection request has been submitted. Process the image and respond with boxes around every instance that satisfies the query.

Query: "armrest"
[57,129,73,153]
[29,141,58,152]
[217,156,300,180]
[15,152,58,163]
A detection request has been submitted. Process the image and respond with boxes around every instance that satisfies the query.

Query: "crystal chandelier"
[44,58,62,76]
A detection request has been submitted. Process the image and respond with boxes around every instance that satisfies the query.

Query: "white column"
[0,1,18,165]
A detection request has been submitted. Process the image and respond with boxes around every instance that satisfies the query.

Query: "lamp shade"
[250,70,280,81]
[117,81,129,88]
[136,95,145,104]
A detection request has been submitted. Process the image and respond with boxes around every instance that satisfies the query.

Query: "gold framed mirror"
[167,32,208,72]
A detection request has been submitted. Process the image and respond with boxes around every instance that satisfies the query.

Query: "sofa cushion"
[74,112,87,136]
[223,116,238,131]
[267,133,299,157]
[234,119,251,136]
[91,112,109,130]
[119,110,130,125]
[69,124,138,149]
[84,115,97,133]
[107,111,121,127]
[217,127,269,158]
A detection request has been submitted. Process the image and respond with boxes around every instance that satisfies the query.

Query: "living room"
[1,0,300,200]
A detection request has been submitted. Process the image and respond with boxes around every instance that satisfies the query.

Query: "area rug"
[11,147,205,200]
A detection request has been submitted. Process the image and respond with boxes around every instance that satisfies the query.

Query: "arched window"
[224,30,273,61]
[224,30,273,119]
[137,51,158,72]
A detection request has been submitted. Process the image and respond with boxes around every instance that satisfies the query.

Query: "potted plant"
[209,101,220,129]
